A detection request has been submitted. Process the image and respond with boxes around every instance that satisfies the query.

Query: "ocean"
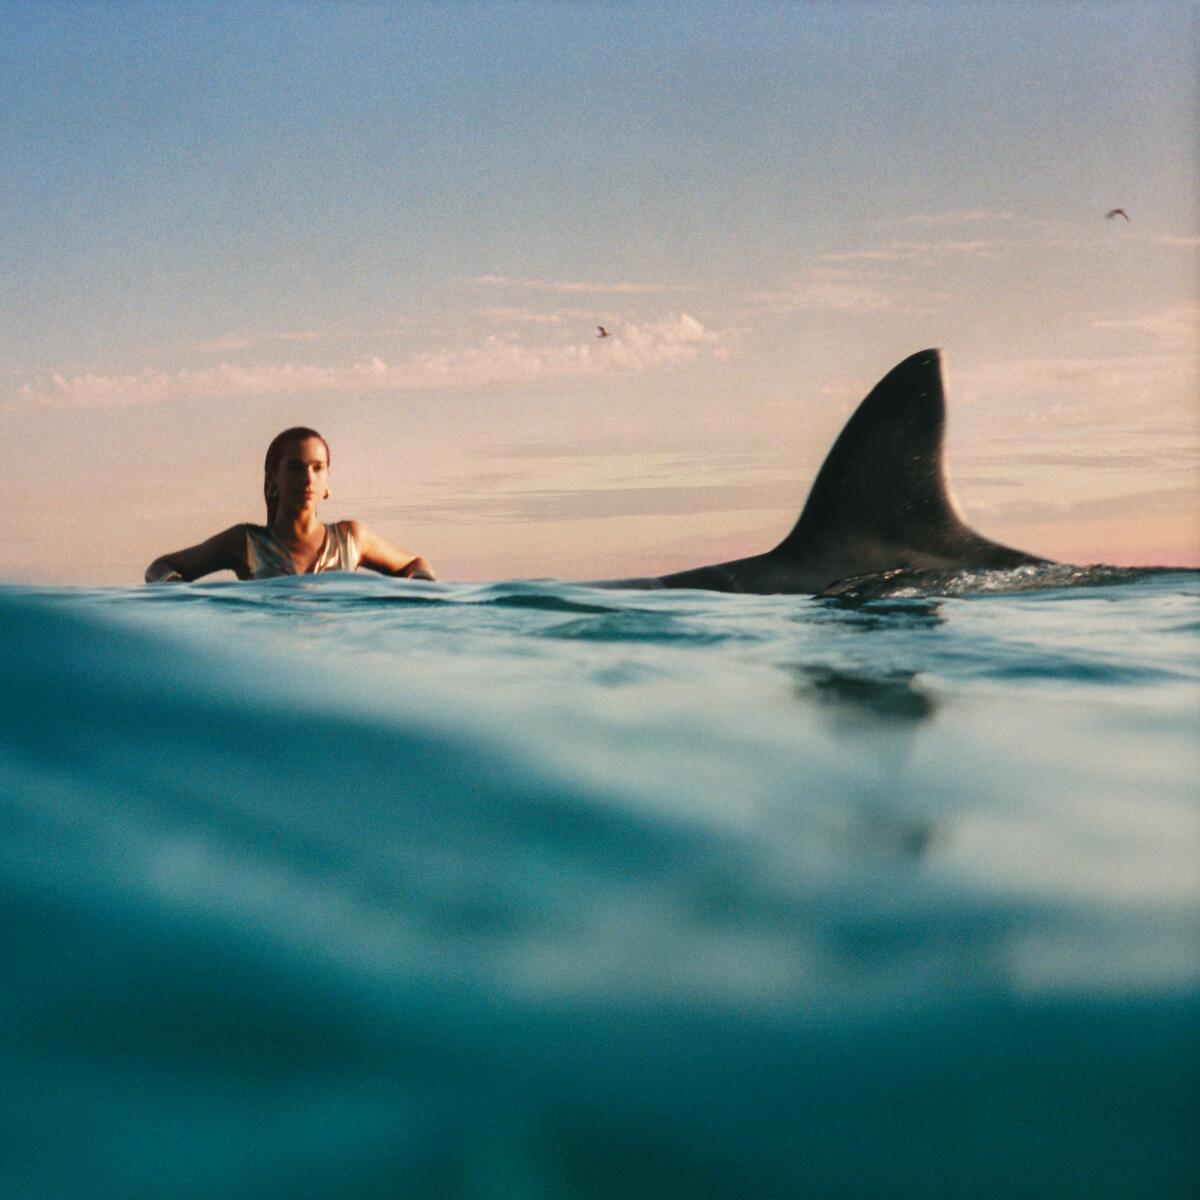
[2,567,1198,1199]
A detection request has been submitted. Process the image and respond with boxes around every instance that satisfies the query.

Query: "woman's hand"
[145,564,185,583]
[351,521,436,580]
[402,557,435,580]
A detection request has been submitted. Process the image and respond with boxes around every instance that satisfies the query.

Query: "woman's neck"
[271,509,323,542]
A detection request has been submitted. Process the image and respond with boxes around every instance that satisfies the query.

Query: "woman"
[145,427,435,583]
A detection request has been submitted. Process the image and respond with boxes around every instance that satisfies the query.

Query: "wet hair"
[263,427,330,524]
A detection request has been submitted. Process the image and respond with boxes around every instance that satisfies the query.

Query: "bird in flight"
[596,325,610,338]
[1105,208,1130,222]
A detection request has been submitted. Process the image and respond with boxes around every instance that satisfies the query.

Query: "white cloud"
[472,274,689,296]
[599,312,729,366]
[12,315,730,409]
[1153,234,1200,249]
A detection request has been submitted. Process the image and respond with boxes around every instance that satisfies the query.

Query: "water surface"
[2,567,1198,1198]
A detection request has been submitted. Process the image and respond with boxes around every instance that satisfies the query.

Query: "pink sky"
[2,5,1196,585]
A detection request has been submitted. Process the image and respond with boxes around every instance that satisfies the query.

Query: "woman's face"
[270,436,329,514]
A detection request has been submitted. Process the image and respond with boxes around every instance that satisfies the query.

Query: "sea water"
[1,568,1197,1199]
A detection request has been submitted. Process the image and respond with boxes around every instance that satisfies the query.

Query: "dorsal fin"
[774,348,1031,569]
[599,348,1045,594]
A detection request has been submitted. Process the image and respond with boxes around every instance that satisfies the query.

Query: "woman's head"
[263,427,331,524]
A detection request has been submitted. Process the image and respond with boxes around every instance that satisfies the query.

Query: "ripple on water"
[537,611,728,644]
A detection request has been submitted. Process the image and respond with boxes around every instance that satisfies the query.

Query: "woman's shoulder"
[223,524,259,562]
[219,522,259,548]
[216,524,270,572]
[197,523,257,549]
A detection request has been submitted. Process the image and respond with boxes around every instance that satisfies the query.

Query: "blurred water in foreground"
[2,567,1198,1199]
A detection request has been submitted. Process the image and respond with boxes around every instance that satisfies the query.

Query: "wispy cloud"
[971,485,1200,529]
[479,306,565,325]
[1153,234,1200,249]
[1092,302,1200,348]
[817,239,1005,264]
[955,353,1195,410]
[361,479,796,525]
[193,328,338,353]
[744,267,942,315]
[13,315,729,409]
[978,446,1200,472]
[478,305,602,326]
[898,209,1016,226]
[951,352,1199,444]
[472,274,690,296]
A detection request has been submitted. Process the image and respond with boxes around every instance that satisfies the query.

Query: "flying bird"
[597,325,610,338]
[1105,208,1130,222]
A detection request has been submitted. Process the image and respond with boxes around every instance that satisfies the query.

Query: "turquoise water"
[2,568,1198,1199]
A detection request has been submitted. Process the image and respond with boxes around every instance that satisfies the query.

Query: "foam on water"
[2,569,1198,1198]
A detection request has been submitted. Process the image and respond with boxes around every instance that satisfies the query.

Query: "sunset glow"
[3,2,1196,584]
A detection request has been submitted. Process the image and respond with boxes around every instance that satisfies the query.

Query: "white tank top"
[244,522,361,578]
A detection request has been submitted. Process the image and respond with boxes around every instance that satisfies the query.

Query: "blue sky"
[2,1,1196,582]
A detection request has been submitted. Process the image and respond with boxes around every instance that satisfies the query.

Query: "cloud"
[478,305,609,326]
[472,274,690,296]
[13,315,730,409]
[949,352,1199,448]
[744,267,941,315]
[1153,234,1200,249]
[979,447,1200,472]
[955,350,1190,398]
[972,485,1200,528]
[362,479,797,525]
[817,239,1004,264]
[1092,302,1200,348]
[598,312,730,366]
[193,329,332,353]
[479,307,566,325]
[897,209,1016,226]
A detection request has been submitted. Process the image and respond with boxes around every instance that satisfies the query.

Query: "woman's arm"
[350,521,436,580]
[145,525,248,583]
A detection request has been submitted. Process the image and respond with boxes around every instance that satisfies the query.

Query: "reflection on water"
[791,665,939,726]
[812,594,945,630]
[777,663,941,863]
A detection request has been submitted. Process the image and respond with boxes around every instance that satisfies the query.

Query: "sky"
[2,0,1196,585]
